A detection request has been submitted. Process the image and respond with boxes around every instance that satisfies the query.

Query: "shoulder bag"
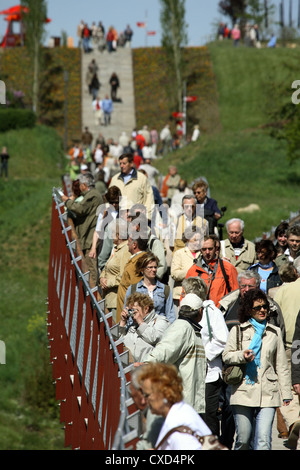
[154,425,228,450]
[222,325,245,385]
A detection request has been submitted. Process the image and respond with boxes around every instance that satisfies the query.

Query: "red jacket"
[185,258,239,307]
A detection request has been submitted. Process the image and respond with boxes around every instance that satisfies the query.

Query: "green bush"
[0,108,36,132]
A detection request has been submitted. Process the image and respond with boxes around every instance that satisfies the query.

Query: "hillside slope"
[144,42,300,240]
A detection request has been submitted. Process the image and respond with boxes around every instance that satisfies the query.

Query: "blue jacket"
[124,278,176,323]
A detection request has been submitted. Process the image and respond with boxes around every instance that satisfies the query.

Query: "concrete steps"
[81,46,136,146]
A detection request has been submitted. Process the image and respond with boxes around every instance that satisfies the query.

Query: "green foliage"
[0,47,81,147]
[133,47,220,137]
[0,125,65,449]
[0,108,36,132]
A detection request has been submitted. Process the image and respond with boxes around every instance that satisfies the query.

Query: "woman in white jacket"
[222,288,292,450]
[137,362,213,450]
[117,293,169,362]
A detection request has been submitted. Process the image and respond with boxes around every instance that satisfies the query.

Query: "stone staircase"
[81,46,136,146]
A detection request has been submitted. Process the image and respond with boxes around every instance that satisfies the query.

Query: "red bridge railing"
[47,188,140,450]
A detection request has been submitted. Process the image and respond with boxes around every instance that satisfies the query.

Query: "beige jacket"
[220,238,256,273]
[170,246,201,299]
[274,277,300,348]
[173,214,208,252]
[100,241,130,309]
[109,169,154,220]
[222,322,292,407]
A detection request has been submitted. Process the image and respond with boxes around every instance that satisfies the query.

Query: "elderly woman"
[171,226,203,315]
[117,293,169,362]
[137,362,219,450]
[248,239,282,294]
[99,219,130,322]
[222,288,292,450]
[124,252,175,323]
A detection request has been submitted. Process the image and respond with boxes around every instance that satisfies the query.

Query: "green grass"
[154,128,300,240]
[151,42,300,241]
[207,41,300,132]
[0,125,66,449]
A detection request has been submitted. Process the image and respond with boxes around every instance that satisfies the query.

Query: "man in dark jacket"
[62,173,103,288]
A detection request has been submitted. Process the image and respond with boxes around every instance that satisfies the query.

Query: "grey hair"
[182,277,207,301]
[294,256,300,275]
[237,270,261,286]
[78,172,95,188]
[225,218,245,232]
[182,194,196,205]
[130,365,144,390]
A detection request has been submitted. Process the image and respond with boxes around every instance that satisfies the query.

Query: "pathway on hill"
[81,46,136,146]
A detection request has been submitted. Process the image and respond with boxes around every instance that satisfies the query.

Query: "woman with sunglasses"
[222,288,292,450]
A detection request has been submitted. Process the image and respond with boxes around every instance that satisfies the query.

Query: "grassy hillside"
[146,42,300,240]
[0,126,65,449]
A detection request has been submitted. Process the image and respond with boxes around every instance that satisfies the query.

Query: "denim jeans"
[232,405,276,450]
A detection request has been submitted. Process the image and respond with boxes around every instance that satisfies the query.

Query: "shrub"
[0,108,36,132]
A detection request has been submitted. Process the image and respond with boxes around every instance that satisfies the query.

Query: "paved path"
[81,46,136,146]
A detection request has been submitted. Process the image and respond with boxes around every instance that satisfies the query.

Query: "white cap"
[180,293,203,310]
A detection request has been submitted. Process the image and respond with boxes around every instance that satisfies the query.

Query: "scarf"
[245,317,266,385]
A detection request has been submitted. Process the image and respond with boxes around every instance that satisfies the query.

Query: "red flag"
[185,96,197,102]
[136,22,146,27]
[172,112,185,118]
[147,31,156,36]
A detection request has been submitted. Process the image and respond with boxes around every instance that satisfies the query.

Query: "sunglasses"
[252,303,268,311]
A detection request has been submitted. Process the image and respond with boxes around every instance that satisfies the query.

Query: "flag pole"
[145,10,148,47]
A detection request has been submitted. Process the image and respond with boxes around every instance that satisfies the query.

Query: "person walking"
[222,288,292,450]
[0,146,9,179]
[101,94,113,126]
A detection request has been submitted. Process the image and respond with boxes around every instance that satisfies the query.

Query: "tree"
[159,0,188,112]
[21,0,47,116]
[218,0,248,26]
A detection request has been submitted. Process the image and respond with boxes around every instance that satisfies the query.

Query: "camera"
[127,308,135,317]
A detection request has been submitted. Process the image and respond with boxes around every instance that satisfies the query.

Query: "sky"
[0,0,296,48]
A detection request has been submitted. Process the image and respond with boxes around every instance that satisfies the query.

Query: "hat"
[180,293,203,310]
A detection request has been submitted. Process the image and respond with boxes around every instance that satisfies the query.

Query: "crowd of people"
[61,123,300,451]
[218,21,277,48]
[77,19,133,53]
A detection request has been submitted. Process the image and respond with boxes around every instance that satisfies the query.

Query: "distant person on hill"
[231,24,241,47]
[109,72,120,102]
[124,25,133,46]
[0,146,10,179]
[101,94,113,126]
[159,124,172,155]
[81,127,93,149]
[191,124,200,142]
[268,34,276,48]
[82,23,91,52]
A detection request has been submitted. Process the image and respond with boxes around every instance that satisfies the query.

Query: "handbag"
[154,425,228,450]
[222,325,245,385]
